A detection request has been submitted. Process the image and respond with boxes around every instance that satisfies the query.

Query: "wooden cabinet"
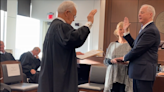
[153,75,164,92]
[158,49,164,65]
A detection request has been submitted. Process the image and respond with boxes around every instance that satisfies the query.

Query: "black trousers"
[29,72,39,83]
[111,82,125,92]
[133,79,154,92]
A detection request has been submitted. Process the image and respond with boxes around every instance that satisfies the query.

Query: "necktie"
[139,24,143,33]
[139,29,142,33]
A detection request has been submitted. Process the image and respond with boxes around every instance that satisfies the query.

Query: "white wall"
[6,0,17,56]
[0,10,7,41]
[31,0,105,53]
[98,0,105,53]
[0,11,1,40]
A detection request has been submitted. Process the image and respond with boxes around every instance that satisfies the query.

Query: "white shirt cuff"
[123,31,130,36]
[85,21,92,29]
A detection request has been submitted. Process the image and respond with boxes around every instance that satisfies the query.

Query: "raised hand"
[87,9,97,23]
[123,17,131,32]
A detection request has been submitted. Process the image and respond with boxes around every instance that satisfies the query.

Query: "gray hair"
[33,47,40,52]
[141,4,156,19]
[57,1,76,13]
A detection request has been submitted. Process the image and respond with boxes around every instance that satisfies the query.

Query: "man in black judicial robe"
[38,1,97,92]
[0,41,15,62]
[19,47,41,83]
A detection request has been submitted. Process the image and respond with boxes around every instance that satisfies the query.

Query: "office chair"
[0,61,38,92]
[78,65,106,92]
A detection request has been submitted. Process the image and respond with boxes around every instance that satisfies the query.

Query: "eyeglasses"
[68,11,76,19]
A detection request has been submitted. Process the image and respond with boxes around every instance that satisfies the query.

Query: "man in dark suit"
[0,41,15,62]
[19,47,41,83]
[114,4,160,92]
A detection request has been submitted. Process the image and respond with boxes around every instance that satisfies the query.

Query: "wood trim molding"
[103,0,112,52]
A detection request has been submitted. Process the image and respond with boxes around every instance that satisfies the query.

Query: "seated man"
[19,47,41,83]
[0,41,15,62]
[0,41,28,83]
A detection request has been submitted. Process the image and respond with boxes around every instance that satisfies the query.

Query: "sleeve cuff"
[84,21,92,29]
[123,31,130,36]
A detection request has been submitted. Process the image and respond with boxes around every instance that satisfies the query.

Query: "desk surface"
[78,50,164,65]
[77,56,105,66]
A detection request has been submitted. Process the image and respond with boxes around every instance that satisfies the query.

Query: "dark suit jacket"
[123,22,160,81]
[0,52,15,62]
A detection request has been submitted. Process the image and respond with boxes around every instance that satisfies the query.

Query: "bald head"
[57,1,76,13]
[32,47,41,56]
[0,41,5,52]
[33,47,40,52]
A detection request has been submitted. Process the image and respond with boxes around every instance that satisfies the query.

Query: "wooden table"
[77,56,105,66]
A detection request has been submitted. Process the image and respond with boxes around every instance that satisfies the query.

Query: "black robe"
[38,19,90,92]
[0,52,15,62]
[19,52,40,83]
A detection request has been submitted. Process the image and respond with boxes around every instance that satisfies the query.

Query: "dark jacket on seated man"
[19,47,41,83]
[0,53,14,92]
[0,52,15,62]
[0,41,15,62]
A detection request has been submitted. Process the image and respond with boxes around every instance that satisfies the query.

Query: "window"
[15,15,41,59]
